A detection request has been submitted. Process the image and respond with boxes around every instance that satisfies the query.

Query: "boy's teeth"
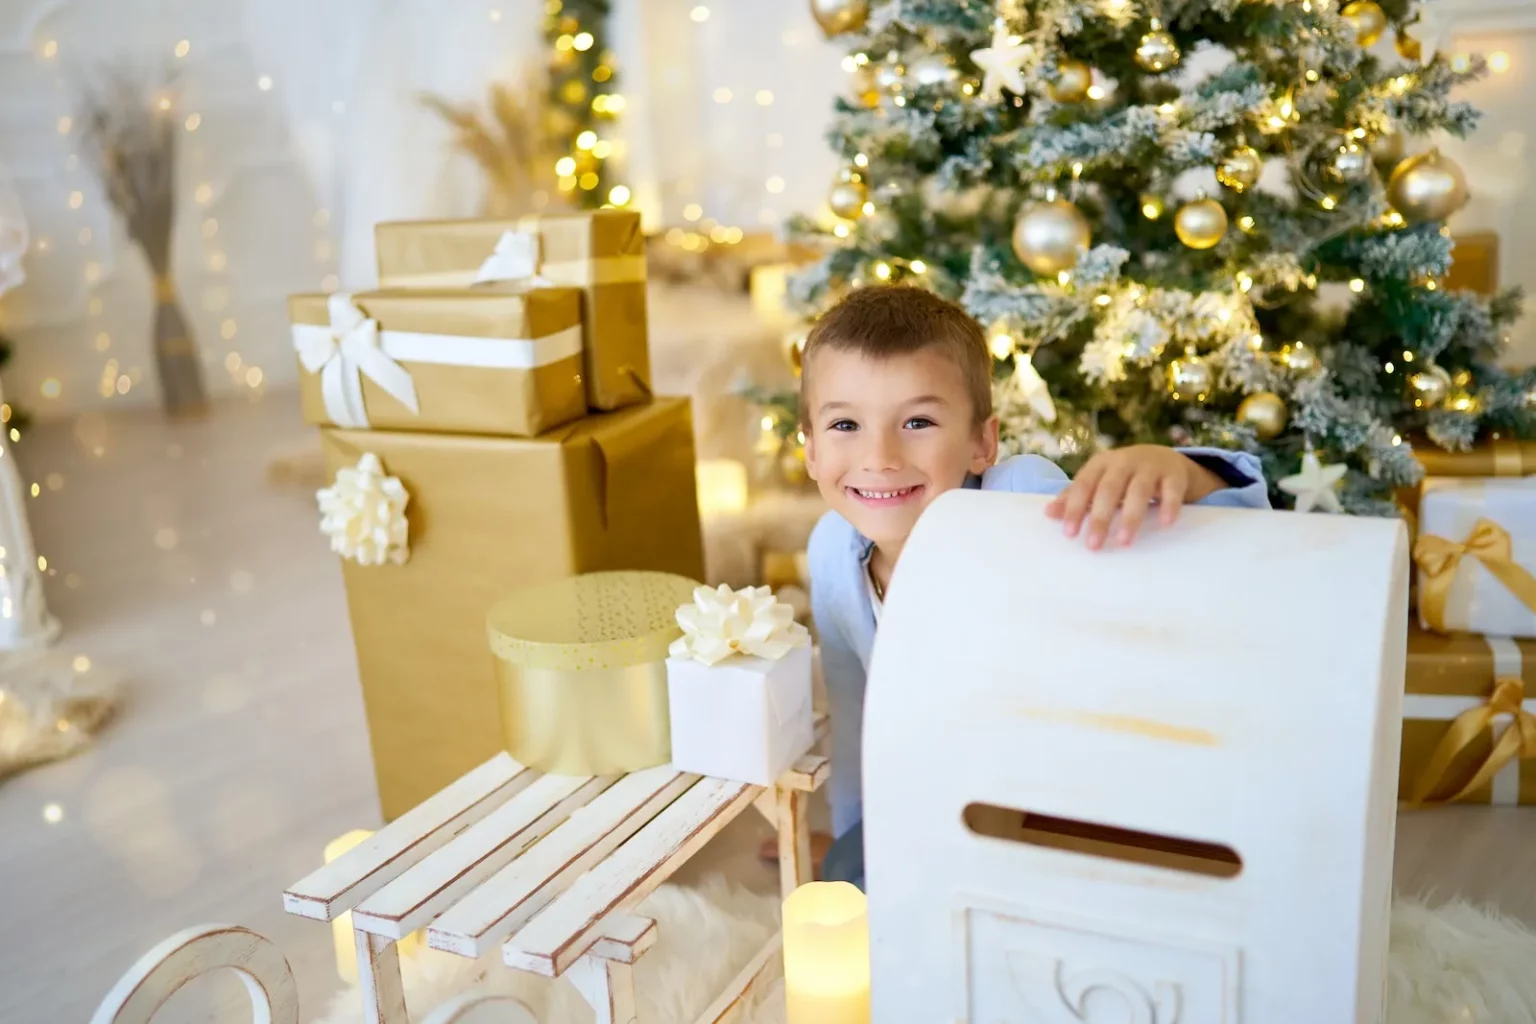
[858,487,910,499]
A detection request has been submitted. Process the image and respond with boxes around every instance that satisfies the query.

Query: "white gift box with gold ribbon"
[665,585,814,786]
[1415,477,1536,638]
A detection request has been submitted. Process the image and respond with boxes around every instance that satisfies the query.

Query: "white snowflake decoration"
[969,21,1034,103]
[317,452,411,566]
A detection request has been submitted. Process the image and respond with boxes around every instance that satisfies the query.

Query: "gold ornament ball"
[851,65,882,108]
[909,55,958,88]
[1166,355,1214,402]
[1135,28,1181,73]
[1341,0,1387,47]
[1395,28,1422,61]
[829,178,868,220]
[1236,391,1289,440]
[1280,343,1319,375]
[1174,198,1229,250]
[810,0,869,37]
[1387,149,1469,223]
[1369,124,1406,168]
[1409,364,1452,408]
[1012,199,1092,277]
[1327,142,1372,183]
[1049,59,1093,103]
[1216,146,1263,193]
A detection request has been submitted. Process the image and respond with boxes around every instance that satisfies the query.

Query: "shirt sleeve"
[982,449,1270,509]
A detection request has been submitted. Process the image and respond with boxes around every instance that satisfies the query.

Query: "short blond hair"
[800,285,993,425]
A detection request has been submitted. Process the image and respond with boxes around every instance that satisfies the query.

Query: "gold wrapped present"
[318,398,705,819]
[375,212,650,412]
[1402,627,1536,806]
[488,572,699,776]
[290,288,586,438]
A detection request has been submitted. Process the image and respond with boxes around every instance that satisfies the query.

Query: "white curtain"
[0,160,26,295]
[242,0,546,288]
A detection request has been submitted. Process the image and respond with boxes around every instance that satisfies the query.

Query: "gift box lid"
[488,571,699,671]
[289,286,582,339]
[375,211,644,287]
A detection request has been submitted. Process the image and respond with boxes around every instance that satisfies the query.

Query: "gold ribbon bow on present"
[294,295,420,429]
[1409,675,1536,806]
[1413,518,1536,632]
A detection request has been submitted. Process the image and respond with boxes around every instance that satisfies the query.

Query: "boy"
[801,286,1270,881]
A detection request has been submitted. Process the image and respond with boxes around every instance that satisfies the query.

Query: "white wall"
[1,0,1532,418]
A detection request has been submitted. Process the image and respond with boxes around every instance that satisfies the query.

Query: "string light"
[572,31,594,50]
[910,259,927,273]
[1349,278,1365,292]
[184,113,201,132]
[713,87,732,103]
[68,191,83,209]
[1238,215,1255,231]
[1095,294,1113,307]
[257,75,273,91]
[1237,273,1253,292]
[1320,196,1337,210]
[1490,51,1511,74]
[756,90,774,106]
[690,5,709,20]
[608,184,631,205]
[175,39,191,58]
[683,203,703,221]
[42,804,63,824]
[765,176,785,193]
[874,262,892,280]
[56,115,71,134]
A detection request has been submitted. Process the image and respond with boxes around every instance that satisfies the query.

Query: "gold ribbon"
[1493,437,1529,477]
[1413,518,1536,632]
[154,274,177,304]
[1409,675,1536,805]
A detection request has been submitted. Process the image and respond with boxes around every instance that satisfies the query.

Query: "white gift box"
[666,644,814,786]
[1417,477,1536,637]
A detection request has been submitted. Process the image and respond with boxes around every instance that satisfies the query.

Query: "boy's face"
[804,346,998,550]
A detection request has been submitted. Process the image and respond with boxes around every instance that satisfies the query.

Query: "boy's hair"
[800,285,994,425]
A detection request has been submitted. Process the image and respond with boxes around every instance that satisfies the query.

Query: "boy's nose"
[864,430,904,471]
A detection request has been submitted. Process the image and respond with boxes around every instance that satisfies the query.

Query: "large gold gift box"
[322,398,706,819]
[290,288,586,438]
[375,212,650,412]
[1401,627,1536,806]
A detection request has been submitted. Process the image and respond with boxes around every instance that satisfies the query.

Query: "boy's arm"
[984,448,1268,508]
[807,515,870,839]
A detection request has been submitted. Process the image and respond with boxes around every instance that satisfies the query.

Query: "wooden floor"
[2,393,1534,1024]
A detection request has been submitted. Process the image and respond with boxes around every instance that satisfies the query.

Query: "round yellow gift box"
[487,570,699,776]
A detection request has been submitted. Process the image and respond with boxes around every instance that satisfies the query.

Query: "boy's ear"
[971,415,1000,474]
[803,426,820,481]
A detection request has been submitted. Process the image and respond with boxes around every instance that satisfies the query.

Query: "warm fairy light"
[42,803,63,824]
[1095,293,1113,306]
[226,352,242,372]
[175,39,191,57]
[1071,162,1084,178]
[209,252,227,271]
[874,262,892,280]
[592,140,612,158]
[1393,75,1412,93]
[84,261,100,282]
[757,90,774,106]
[1385,361,1395,373]
[714,87,733,103]
[40,378,60,399]
[1386,211,1405,227]
[257,75,273,91]
[573,31,594,50]
[556,33,574,50]
[57,116,71,134]
[841,56,858,72]
[1057,270,1072,286]
[195,183,213,204]
[1306,69,1320,82]
[95,333,110,351]
[245,367,264,387]
[576,130,597,149]
[1142,199,1162,219]
[185,113,201,132]
[41,40,58,59]
[37,555,46,571]
[29,483,38,497]
[833,223,851,238]
[1320,196,1337,210]
[1237,273,1253,292]
[1158,102,1177,115]
[608,185,631,205]
[1351,127,1367,140]
[683,203,703,221]
[578,172,599,190]
[989,333,1014,359]
[1392,434,1403,445]
[861,201,874,215]
[489,8,502,21]
[1238,215,1255,230]
[1268,115,1286,129]
[1451,53,1472,73]
[68,191,83,209]
[766,176,786,193]
[592,65,612,83]
[910,259,927,273]
[760,415,775,431]
[1425,279,1438,290]
[691,6,711,21]
[1349,278,1365,292]
[1249,333,1264,350]
[556,156,576,175]
[1490,51,1511,73]
[116,375,130,395]
[853,153,869,168]
[1403,350,1415,362]
[220,319,238,340]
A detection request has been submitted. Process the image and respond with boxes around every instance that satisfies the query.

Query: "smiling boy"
[801,285,1271,856]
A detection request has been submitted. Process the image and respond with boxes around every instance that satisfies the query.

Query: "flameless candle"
[783,881,870,1023]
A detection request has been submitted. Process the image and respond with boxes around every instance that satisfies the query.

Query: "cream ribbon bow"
[669,585,810,667]
[294,295,420,429]
[474,229,552,286]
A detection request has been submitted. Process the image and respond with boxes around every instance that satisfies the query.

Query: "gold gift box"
[375,212,650,412]
[488,571,699,776]
[290,287,586,438]
[322,398,706,819]
[1402,627,1536,805]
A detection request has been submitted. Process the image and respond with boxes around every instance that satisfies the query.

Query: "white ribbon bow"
[474,229,551,286]
[669,584,811,667]
[294,294,420,429]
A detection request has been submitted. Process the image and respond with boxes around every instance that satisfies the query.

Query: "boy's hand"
[1045,446,1226,550]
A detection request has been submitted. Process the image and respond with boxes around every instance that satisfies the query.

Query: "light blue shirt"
[809,449,1271,838]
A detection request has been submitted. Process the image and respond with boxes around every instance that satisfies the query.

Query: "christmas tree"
[777,0,1529,514]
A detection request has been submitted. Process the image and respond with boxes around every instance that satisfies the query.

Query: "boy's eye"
[904,416,936,429]
[828,419,859,432]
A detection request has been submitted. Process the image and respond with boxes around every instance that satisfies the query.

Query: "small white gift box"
[665,584,814,786]
[1416,477,1536,638]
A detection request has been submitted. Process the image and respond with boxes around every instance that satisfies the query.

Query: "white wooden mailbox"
[863,491,1408,1024]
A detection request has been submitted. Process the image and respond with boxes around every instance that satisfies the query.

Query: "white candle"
[783,881,870,1023]
[324,829,419,984]
[696,458,750,517]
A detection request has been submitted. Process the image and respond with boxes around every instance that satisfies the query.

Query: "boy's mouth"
[847,484,924,508]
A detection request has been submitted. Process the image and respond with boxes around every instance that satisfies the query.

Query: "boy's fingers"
[1159,474,1185,524]
[1086,467,1132,550]
[1058,460,1105,536]
[1117,473,1157,545]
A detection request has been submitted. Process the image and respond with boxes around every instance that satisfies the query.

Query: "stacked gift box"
[292,212,705,819]
[1399,436,1536,807]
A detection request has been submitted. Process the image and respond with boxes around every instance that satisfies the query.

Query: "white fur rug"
[318,881,1536,1023]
